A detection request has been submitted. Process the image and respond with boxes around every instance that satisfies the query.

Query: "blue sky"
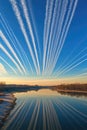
[0,0,87,83]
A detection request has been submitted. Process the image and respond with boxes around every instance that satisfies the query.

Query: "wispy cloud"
[0,56,17,74]
[0,63,8,76]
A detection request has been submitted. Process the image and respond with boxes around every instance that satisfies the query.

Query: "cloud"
[0,63,7,75]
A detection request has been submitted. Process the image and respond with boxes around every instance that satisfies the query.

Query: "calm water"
[1,89,87,130]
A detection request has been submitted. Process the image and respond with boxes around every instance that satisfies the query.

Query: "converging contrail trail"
[28,1,41,67]
[0,30,26,74]
[0,17,27,74]
[45,0,62,72]
[0,44,23,74]
[0,14,33,74]
[9,0,39,75]
[0,56,17,74]
[21,0,40,74]
[55,47,87,75]
[54,40,87,75]
[43,0,54,74]
[50,0,78,75]
[45,0,68,75]
[55,54,87,77]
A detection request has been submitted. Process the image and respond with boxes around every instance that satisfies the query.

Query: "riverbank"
[0,93,16,128]
[0,84,87,93]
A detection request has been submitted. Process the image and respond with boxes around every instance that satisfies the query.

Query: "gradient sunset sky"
[0,0,87,85]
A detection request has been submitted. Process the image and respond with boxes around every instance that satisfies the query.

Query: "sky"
[0,0,87,85]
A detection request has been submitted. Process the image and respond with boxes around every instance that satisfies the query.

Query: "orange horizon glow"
[0,76,87,86]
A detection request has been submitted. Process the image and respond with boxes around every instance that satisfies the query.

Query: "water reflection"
[1,89,87,130]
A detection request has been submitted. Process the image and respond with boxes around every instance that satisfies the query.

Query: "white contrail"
[0,30,26,74]
[46,0,70,73]
[42,0,54,74]
[50,0,78,74]
[0,44,23,74]
[1,15,34,74]
[21,0,40,74]
[54,40,87,74]
[55,54,87,77]
[28,1,41,66]
[9,0,39,74]
[56,47,87,74]
[12,31,34,74]
[51,0,74,66]
[45,0,68,75]
[45,0,61,71]
[63,59,87,75]
[45,0,67,73]
[0,15,27,73]
[0,56,17,74]
[73,72,87,78]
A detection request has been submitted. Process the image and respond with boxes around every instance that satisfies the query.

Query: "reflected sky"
[1,89,87,130]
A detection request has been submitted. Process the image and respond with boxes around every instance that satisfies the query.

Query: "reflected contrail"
[54,100,85,129]
[21,0,40,74]
[2,101,25,130]
[16,101,34,130]
[28,100,39,130]
[9,0,39,74]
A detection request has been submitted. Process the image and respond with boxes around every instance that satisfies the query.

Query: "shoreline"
[0,92,16,128]
[0,84,87,93]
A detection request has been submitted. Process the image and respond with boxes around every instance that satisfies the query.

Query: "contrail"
[46,0,71,74]
[45,0,68,75]
[9,0,39,74]
[55,54,87,77]
[0,56,17,74]
[59,52,87,76]
[12,31,34,74]
[62,58,87,75]
[0,16,27,73]
[0,30,26,74]
[0,14,33,74]
[45,0,67,74]
[0,44,23,74]
[55,47,87,75]
[50,0,78,74]
[54,41,87,74]
[21,0,40,74]
[50,0,75,68]
[28,1,41,67]
[42,0,54,74]
[45,0,62,72]
[71,72,87,78]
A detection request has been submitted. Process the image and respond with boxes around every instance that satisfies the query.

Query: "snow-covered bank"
[0,93,16,128]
